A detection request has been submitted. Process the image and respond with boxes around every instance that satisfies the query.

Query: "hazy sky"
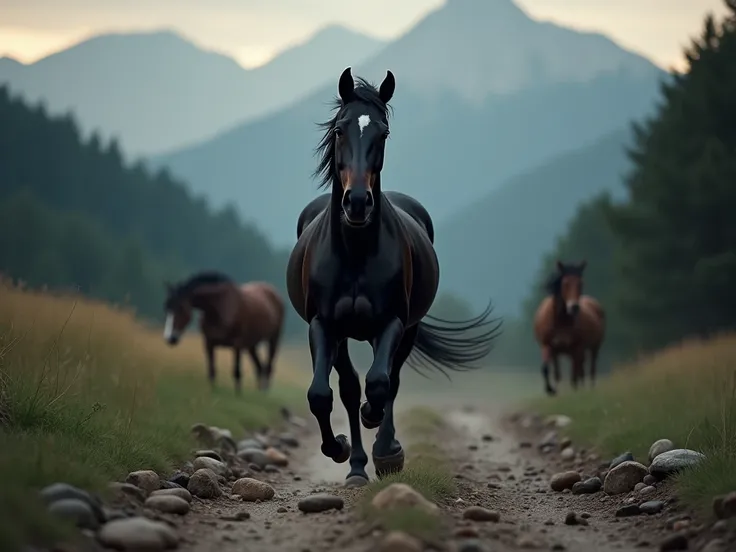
[0,0,728,70]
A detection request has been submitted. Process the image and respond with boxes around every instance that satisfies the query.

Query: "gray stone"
[643,474,657,486]
[232,478,275,501]
[550,471,581,492]
[48,498,99,530]
[639,500,665,515]
[237,448,271,468]
[98,517,178,550]
[108,482,146,503]
[169,471,190,488]
[237,439,265,451]
[649,449,705,479]
[604,461,648,494]
[572,477,602,495]
[615,504,641,517]
[188,468,222,498]
[125,470,161,494]
[609,452,634,469]
[144,495,190,515]
[150,488,192,503]
[277,433,300,448]
[659,533,688,551]
[648,439,675,463]
[193,449,223,462]
[461,506,500,522]
[297,493,345,513]
[40,483,104,522]
[192,456,229,477]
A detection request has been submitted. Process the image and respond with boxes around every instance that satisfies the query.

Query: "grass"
[0,280,309,551]
[359,406,455,540]
[531,333,736,515]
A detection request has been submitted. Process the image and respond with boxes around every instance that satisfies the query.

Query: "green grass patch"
[358,407,456,540]
[0,282,305,552]
[529,334,736,516]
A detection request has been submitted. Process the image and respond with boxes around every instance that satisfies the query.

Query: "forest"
[495,1,736,367]
[0,86,291,326]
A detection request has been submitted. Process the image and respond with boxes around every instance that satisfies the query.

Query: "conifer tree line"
[496,1,736,364]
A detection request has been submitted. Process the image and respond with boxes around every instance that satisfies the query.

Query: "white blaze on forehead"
[357,114,371,137]
[163,312,175,340]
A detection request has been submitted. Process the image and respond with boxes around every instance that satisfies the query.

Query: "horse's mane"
[176,271,232,297]
[313,77,393,190]
[544,263,584,296]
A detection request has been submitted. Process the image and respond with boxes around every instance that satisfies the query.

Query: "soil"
[119,396,736,552]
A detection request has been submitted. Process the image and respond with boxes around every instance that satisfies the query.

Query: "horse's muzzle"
[567,303,580,317]
[341,188,374,226]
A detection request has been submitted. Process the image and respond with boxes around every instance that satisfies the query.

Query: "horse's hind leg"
[552,354,561,384]
[333,341,369,487]
[204,340,216,389]
[262,332,281,391]
[541,345,556,396]
[247,347,266,391]
[571,350,584,391]
[589,347,600,388]
[372,325,417,478]
[233,347,242,395]
[306,318,349,463]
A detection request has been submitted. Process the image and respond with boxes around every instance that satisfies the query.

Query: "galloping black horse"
[286,67,500,487]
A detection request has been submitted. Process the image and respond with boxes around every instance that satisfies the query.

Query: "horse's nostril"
[366,191,374,207]
[341,190,351,209]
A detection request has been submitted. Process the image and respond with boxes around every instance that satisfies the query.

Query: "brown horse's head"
[163,282,192,345]
[552,260,587,318]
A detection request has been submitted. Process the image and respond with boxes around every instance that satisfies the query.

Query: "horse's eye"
[334,128,343,138]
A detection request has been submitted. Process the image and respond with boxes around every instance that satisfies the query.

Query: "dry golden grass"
[534,333,736,514]
[0,280,308,551]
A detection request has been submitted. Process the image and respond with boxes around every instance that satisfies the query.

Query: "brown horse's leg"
[233,347,242,395]
[552,354,561,384]
[541,345,556,396]
[263,332,281,391]
[590,347,599,388]
[571,350,584,391]
[247,348,267,392]
[204,340,216,389]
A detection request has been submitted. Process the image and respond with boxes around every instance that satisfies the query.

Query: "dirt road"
[152,388,732,552]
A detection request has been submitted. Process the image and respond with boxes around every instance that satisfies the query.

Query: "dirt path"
[144,397,729,552]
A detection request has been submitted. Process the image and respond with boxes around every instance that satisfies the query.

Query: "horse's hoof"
[344,475,369,488]
[331,434,351,464]
[360,401,383,429]
[373,448,405,478]
[545,386,557,397]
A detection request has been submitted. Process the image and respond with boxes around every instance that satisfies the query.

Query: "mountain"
[0,27,385,155]
[155,0,663,245]
[434,128,632,315]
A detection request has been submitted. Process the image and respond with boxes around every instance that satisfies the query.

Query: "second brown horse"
[533,260,605,396]
[163,272,285,393]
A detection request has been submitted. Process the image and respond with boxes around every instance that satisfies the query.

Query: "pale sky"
[0,0,728,71]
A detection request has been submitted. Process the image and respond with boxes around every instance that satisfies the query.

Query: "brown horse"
[162,271,285,393]
[533,260,605,396]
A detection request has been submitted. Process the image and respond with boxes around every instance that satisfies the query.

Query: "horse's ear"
[338,67,354,103]
[379,70,395,104]
[556,260,564,272]
[579,260,588,271]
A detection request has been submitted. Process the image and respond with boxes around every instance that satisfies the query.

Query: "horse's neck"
[190,284,238,322]
[552,294,573,326]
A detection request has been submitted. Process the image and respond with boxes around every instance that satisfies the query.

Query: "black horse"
[286,67,500,487]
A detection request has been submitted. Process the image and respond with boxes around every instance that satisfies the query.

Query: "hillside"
[0,85,291,326]
[156,0,662,246]
[433,128,632,315]
[0,27,384,155]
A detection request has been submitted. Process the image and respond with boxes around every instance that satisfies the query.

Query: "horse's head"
[555,260,587,317]
[316,67,395,228]
[163,282,191,345]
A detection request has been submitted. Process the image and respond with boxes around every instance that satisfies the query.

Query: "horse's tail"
[406,300,502,379]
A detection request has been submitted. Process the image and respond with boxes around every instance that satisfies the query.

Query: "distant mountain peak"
[444,0,527,18]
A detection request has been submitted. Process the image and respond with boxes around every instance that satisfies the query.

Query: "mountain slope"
[434,128,632,315]
[0,27,385,155]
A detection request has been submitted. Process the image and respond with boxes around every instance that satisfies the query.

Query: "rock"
[370,483,439,515]
[639,500,665,515]
[712,520,728,533]
[237,448,271,468]
[265,447,289,467]
[649,449,705,479]
[188,468,222,498]
[168,471,190,489]
[232,478,275,501]
[604,461,648,494]
[125,470,161,494]
[297,493,344,513]
[108,482,146,503]
[635,482,646,492]
[643,474,658,486]
[238,438,265,451]
[659,533,688,551]
[560,437,573,449]
[39,483,104,521]
[615,504,641,517]
[193,450,223,462]
[98,516,178,550]
[278,433,300,448]
[150,488,192,503]
[648,439,675,462]
[192,456,229,477]
[564,512,581,525]
[639,485,656,495]
[48,498,99,530]
[701,539,725,552]
[516,535,543,548]
[220,510,251,521]
[481,434,493,442]
[609,452,635,469]
[160,481,183,490]
[550,471,581,492]
[713,491,736,519]
[454,526,480,538]
[144,495,190,515]
[462,506,500,522]
[377,531,422,552]
[546,414,572,428]
[672,520,691,532]
[539,431,558,448]
[560,447,575,461]
[572,477,602,495]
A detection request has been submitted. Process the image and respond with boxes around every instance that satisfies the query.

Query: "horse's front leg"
[361,317,404,430]
[306,318,350,463]
[204,340,216,389]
